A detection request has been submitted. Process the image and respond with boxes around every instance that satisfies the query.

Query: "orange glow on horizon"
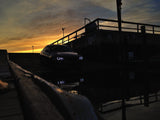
[1,35,62,53]
[0,26,79,53]
[11,48,43,53]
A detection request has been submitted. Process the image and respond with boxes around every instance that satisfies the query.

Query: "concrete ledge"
[33,75,98,120]
[9,61,64,120]
[9,61,98,120]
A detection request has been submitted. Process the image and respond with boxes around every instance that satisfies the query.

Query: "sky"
[0,0,160,53]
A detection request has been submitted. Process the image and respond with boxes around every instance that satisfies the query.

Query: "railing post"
[141,25,149,107]
[152,26,155,34]
[62,39,64,45]
[97,19,99,30]
[76,32,77,40]
[139,95,143,104]
[137,24,139,33]
[68,36,69,43]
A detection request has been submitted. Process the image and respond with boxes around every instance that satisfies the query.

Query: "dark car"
[40,45,83,70]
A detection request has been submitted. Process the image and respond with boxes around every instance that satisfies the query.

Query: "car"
[40,45,83,70]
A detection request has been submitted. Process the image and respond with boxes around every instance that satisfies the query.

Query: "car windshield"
[50,45,73,52]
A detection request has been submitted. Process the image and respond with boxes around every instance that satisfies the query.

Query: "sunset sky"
[0,0,160,53]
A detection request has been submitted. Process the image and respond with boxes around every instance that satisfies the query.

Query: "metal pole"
[152,26,155,34]
[97,20,99,30]
[141,26,149,107]
[116,1,126,120]
[137,24,139,33]
[116,0,122,32]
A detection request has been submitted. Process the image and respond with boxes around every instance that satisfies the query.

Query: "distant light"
[57,57,64,61]
[79,56,83,60]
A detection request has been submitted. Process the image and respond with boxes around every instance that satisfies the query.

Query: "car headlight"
[56,57,64,61]
[79,56,83,60]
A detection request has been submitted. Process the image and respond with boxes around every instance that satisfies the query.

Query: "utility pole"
[116,0,122,32]
[116,0,126,120]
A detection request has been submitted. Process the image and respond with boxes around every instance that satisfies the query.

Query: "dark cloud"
[122,0,160,25]
[26,1,115,38]
[0,0,21,16]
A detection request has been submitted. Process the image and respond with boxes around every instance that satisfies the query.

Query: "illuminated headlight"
[56,57,64,61]
[79,56,83,60]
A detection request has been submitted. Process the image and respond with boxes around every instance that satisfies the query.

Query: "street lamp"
[84,18,91,25]
[32,46,34,53]
[62,27,65,37]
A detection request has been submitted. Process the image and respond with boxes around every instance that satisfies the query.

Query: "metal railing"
[51,18,160,45]
[99,91,160,113]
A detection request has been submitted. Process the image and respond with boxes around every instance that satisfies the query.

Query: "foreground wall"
[9,61,99,120]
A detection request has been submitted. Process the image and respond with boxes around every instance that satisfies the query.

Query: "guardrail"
[98,92,160,113]
[51,18,160,46]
